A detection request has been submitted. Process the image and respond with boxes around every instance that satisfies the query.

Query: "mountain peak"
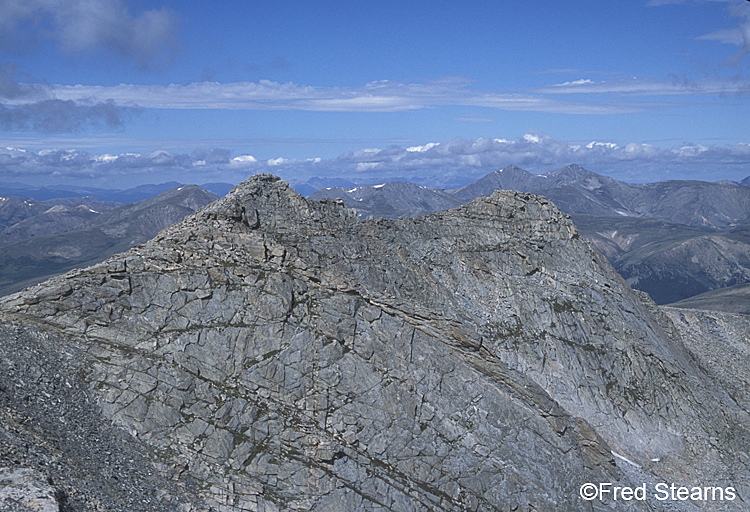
[449,164,537,200]
[546,163,595,179]
[2,173,749,510]
[496,164,527,174]
[308,180,462,220]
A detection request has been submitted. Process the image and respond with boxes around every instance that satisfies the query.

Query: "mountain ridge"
[312,164,750,305]
[312,163,750,230]
[0,181,234,203]
[308,181,462,220]
[1,174,748,510]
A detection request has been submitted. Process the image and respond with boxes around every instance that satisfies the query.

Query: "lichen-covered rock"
[0,468,60,512]
[1,174,748,511]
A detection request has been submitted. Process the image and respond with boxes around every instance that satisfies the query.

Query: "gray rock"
[0,468,60,512]
[0,173,748,511]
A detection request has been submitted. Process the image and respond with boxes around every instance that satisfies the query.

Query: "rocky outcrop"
[1,174,749,511]
[0,320,198,511]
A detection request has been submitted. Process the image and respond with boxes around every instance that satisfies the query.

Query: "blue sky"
[1,0,749,188]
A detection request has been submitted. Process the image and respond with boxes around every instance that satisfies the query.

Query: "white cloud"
[267,157,291,166]
[536,76,750,96]
[43,78,643,115]
[0,0,180,68]
[2,137,750,188]
[673,144,709,157]
[586,141,619,150]
[652,0,750,65]
[553,79,594,87]
[406,142,440,152]
[523,134,542,143]
[93,154,118,163]
[8,69,744,127]
[356,162,379,171]
[699,27,747,46]
[232,154,258,164]
[0,64,139,133]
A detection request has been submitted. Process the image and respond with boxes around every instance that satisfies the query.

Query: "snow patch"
[373,183,385,189]
[611,451,641,469]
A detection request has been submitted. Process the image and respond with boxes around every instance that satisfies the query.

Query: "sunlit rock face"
[1,174,748,511]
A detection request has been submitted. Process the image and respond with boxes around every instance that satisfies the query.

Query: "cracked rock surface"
[1,174,749,511]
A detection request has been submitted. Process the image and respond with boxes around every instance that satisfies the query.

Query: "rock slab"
[0,174,748,511]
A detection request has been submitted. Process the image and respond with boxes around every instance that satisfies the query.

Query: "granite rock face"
[1,174,749,511]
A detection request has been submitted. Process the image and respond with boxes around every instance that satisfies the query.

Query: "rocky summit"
[1,174,749,511]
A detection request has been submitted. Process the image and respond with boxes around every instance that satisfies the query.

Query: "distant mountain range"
[5,167,750,309]
[0,181,233,203]
[449,164,750,230]
[311,164,750,306]
[572,215,750,304]
[0,185,218,296]
[0,197,123,246]
[308,181,463,219]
